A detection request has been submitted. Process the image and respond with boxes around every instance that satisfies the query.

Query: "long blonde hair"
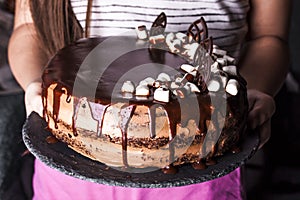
[29,0,83,57]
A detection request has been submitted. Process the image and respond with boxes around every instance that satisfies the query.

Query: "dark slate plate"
[22,112,259,188]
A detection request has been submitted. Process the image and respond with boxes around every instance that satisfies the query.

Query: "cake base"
[22,112,259,188]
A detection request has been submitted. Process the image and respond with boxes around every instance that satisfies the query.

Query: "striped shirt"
[71,0,250,58]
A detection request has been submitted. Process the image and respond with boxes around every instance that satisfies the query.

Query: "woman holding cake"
[8,0,291,199]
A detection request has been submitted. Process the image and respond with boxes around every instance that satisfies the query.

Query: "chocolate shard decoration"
[187,17,208,43]
[187,22,200,43]
[150,12,167,36]
[200,37,213,55]
[193,45,212,85]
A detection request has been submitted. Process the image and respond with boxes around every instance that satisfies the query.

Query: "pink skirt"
[33,159,244,200]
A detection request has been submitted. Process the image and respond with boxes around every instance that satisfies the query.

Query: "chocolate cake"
[42,13,248,174]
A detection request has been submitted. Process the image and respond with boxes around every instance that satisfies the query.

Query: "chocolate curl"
[187,17,208,43]
[150,12,167,36]
[200,37,213,55]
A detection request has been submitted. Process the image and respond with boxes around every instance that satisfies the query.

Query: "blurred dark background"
[0,0,299,199]
[0,0,32,199]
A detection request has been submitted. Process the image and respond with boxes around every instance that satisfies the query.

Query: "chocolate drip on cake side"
[148,106,157,138]
[52,86,60,129]
[52,85,64,129]
[147,102,181,174]
[42,82,48,121]
[119,105,136,168]
[97,105,110,137]
[42,38,100,135]
[161,100,181,174]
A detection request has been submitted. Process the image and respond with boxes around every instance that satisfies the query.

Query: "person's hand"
[25,81,43,117]
[247,89,276,149]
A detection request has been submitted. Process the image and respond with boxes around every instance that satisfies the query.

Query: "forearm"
[239,36,289,97]
[8,23,48,90]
